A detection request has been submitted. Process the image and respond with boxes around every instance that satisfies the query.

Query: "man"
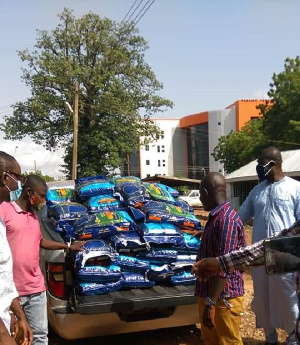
[0,151,33,345]
[192,222,300,343]
[238,146,300,345]
[0,174,85,345]
[195,172,246,345]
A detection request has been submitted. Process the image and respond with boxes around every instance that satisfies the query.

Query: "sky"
[1,0,300,178]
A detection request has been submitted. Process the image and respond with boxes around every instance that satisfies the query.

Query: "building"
[225,149,300,209]
[125,99,268,179]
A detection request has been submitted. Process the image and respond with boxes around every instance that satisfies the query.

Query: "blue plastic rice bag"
[75,239,116,268]
[141,201,202,230]
[161,185,180,198]
[176,254,197,264]
[175,199,194,214]
[121,272,155,288]
[143,183,175,204]
[114,182,151,208]
[139,223,184,247]
[111,176,141,185]
[75,175,114,200]
[47,202,88,239]
[109,232,149,254]
[73,210,136,240]
[46,187,75,206]
[136,248,178,264]
[170,270,196,286]
[77,280,123,295]
[77,264,121,283]
[114,255,151,273]
[84,194,125,213]
[172,232,201,253]
[146,264,174,285]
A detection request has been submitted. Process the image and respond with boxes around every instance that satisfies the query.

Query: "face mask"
[37,202,46,211]
[256,160,275,182]
[4,174,23,201]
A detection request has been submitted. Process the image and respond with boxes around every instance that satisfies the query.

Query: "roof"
[225,149,300,182]
[142,175,200,188]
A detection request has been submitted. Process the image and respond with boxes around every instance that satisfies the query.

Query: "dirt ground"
[49,209,289,345]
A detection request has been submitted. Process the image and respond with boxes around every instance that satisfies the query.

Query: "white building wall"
[139,119,181,179]
[208,107,236,174]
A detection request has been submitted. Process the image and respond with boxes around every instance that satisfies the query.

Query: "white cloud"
[0,135,66,179]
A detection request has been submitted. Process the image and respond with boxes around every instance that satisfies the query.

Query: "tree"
[23,170,54,182]
[1,9,172,177]
[212,118,267,173]
[259,57,300,150]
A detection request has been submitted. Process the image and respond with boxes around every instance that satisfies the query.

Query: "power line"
[120,0,140,24]
[133,0,156,25]
[123,0,145,25]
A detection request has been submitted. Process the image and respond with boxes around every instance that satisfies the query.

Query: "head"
[200,172,226,211]
[0,151,24,202]
[20,174,47,211]
[256,146,283,182]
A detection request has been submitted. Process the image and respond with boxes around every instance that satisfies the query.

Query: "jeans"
[20,291,48,345]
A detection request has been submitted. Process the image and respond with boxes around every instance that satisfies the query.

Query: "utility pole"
[72,81,79,180]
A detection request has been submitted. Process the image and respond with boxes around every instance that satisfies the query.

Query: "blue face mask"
[4,174,23,201]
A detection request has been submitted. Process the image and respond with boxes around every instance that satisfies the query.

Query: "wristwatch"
[205,297,216,306]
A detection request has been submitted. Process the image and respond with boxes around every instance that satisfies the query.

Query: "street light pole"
[72,81,79,180]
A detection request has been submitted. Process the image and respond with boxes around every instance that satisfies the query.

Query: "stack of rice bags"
[46,175,203,295]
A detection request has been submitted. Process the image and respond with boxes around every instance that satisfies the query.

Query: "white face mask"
[4,173,23,201]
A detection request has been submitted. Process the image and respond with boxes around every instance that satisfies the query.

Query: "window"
[162,159,165,167]
[162,163,165,167]
[146,160,150,165]
[145,145,149,151]
[157,146,160,152]
[218,122,221,126]
[158,160,161,167]
[146,174,150,177]
[162,145,165,152]
[161,131,165,139]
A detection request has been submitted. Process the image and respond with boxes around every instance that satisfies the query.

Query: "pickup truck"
[39,182,199,340]
[178,190,202,207]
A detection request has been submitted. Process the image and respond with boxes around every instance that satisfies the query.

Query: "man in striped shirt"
[193,222,300,343]
[195,172,246,345]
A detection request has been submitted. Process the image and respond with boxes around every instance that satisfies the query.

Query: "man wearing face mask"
[238,146,300,345]
[0,174,85,345]
[0,151,33,345]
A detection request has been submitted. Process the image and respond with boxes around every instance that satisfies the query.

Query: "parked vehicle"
[178,190,202,207]
[39,181,199,340]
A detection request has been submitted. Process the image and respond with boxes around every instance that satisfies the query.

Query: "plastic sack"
[122,272,155,288]
[84,194,125,213]
[136,248,178,264]
[109,232,149,254]
[173,232,201,253]
[77,264,122,283]
[141,201,202,230]
[114,255,151,273]
[114,182,150,208]
[170,270,196,286]
[77,280,123,295]
[75,175,114,200]
[47,202,88,239]
[111,176,141,185]
[73,210,136,240]
[139,223,184,247]
[75,239,116,268]
[46,187,75,206]
[161,185,180,198]
[143,183,175,204]
[146,264,174,285]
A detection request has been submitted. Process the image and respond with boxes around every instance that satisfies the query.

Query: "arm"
[10,299,33,345]
[238,192,254,225]
[0,318,17,345]
[40,238,85,251]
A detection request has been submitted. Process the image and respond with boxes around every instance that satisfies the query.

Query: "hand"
[203,305,216,329]
[10,313,18,339]
[193,230,204,239]
[70,241,86,251]
[15,319,33,345]
[192,258,221,282]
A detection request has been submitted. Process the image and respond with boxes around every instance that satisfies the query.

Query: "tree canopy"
[2,8,172,177]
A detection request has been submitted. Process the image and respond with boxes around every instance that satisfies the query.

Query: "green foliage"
[23,170,55,182]
[212,118,267,173]
[2,8,172,178]
[259,57,300,150]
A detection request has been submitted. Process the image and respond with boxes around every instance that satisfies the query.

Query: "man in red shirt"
[195,172,246,345]
[0,174,84,345]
